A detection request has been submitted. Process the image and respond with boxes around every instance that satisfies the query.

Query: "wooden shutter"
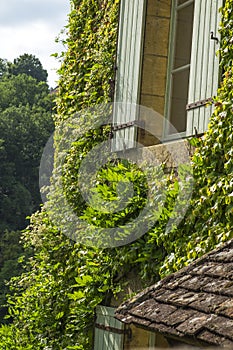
[112,0,146,151]
[186,0,222,136]
[94,306,124,350]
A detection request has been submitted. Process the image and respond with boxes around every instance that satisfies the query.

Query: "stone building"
[93,0,227,349]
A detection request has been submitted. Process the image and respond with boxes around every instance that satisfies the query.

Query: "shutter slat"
[94,306,124,350]
[212,0,222,94]
[122,1,133,103]
[185,0,200,136]
[186,0,222,136]
[201,0,211,100]
[206,0,216,98]
[194,0,206,102]
[113,0,146,151]
[187,0,204,136]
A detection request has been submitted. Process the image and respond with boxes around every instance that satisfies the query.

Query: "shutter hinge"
[186,97,213,111]
[112,120,145,131]
[210,31,219,44]
[95,323,132,339]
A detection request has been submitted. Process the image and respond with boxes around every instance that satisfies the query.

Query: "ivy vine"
[1,0,233,349]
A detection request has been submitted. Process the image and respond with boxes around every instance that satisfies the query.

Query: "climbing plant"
[1,0,233,349]
[158,0,233,275]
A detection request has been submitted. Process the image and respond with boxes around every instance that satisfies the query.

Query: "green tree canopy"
[0,55,54,324]
[0,59,9,80]
[0,69,54,232]
[1,0,233,349]
[9,54,48,82]
[0,73,51,111]
[0,104,54,231]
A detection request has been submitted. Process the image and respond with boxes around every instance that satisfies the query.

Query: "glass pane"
[169,68,190,133]
[173,3,194,69]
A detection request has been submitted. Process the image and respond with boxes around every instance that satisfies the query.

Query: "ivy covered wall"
[56,0,119,120]
[0,0,233,349]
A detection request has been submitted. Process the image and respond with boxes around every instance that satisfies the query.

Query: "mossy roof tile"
[115,239,233,346]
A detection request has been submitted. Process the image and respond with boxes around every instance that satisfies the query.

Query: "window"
[186,0,222,136]
[165,0,194,136]
[113,0,223,149]
[112,0,146,151]
[94,306,124,350]
[165,0,222,139]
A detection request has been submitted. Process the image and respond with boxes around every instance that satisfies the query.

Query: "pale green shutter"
[186,0,222,136]
[113,0,146,150]
[94,306,124,350]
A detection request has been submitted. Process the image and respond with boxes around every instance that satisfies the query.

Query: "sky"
[0,0,70,87]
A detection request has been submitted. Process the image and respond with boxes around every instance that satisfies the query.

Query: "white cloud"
[0,0,69,27]
[0,0,70,87]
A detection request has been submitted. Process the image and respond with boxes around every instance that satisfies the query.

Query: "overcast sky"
[0,0,70,87]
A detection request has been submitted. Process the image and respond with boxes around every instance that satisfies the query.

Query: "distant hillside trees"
[0,59,8,79]
[8,54,48,82]
[0,54,54,322]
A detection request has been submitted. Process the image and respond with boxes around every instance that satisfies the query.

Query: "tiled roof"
[115,239,233,347]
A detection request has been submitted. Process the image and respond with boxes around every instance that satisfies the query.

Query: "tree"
[0,57,54,230]
[0,74,52,111]
[0,230,25,323]
[0,104,54,231]
[0,1,120,347]
[1,1,233,349]
[0,59,9,80]
[9,54,48,82]
[0,57,54,323]
[0,70,54,232]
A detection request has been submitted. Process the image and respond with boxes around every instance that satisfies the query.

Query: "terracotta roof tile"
[115,239,233,346]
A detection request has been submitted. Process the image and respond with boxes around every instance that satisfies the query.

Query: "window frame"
[163,0,195,141]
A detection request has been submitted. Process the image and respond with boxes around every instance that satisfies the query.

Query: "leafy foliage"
[0,58,8,79]
[0,74,51,110]
[0,75,54,231]
[1,0,233,349]
[0,57,54,323]
[56,0,119,119]
[157,1,233,275]
[8,54,48,82]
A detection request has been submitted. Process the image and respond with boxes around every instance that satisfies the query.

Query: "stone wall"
[138,0,171,146]
[123,326,169,349]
